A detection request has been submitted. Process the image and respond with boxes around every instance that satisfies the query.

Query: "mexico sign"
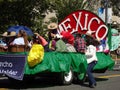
[58,10,108,40]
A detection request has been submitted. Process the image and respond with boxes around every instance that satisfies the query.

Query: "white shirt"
[85,45,97,64]
[12,37,25,45]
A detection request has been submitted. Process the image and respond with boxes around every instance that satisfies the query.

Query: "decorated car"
[0,10,115,85]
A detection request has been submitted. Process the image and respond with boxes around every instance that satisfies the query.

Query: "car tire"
[59,68,74,85]
[73,72,87,84]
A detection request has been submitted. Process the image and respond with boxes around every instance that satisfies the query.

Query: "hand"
[51,33,55,38]
[3,46,8,49]
[34,33,39,36]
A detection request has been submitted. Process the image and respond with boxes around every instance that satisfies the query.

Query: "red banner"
[58,10,108,40]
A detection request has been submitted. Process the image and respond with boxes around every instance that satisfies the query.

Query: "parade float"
[0,10,115,85]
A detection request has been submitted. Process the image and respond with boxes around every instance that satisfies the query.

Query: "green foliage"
[0,0,90,36]
[48,0,90,22]
[110,0,120,16]
[0,0,49,34]
[0,0,33,33]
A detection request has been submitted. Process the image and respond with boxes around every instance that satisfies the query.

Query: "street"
[0,69,120,90]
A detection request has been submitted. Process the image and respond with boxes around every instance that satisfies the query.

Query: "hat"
[47,23,58,30]
[2,31,16,37]
[86,30,96,35]
[2,32,8,37]
[86,30,92,36]
[113,21,117,25]
[96,37,101,42]
[94,38,100,46]
[112,21,118,27]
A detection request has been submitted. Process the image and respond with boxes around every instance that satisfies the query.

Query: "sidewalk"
[110,52,120,70]
[113,59,120,70]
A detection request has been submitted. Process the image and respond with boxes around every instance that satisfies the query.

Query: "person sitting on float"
[1,31,17,50]
[61,31,75,46]
[47,23,68,52]
[55,37,68,52]
[47,23,63,41]
[60,31,76,52]
[47,23,62,51]
[47,22,76,52]
[27,33,44,67]
[10,30,31,48]
[0,38,7,49]
[33,33,49,52]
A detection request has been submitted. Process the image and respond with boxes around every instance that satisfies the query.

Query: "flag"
[107,24,112,50]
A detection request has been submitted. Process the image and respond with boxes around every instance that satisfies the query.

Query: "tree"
[0,0,34,33]
[110,0,120,16]
[0,0,49,34]
[47,0,91,22]
[0,0,91,36]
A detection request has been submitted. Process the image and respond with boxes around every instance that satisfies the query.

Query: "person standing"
[85,35,100,88]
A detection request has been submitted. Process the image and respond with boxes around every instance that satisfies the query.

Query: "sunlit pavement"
[113,60,120,70]
[0,88,8,90]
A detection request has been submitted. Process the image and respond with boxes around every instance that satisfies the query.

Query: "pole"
[105,0,108,25]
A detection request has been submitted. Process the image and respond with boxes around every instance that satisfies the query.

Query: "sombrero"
[47,23,58,30]
[86,30,93,36]
[112,21,118,27]
[85,31,93,39]
[2,31,16,37]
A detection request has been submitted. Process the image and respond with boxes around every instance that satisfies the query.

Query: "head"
[47,23,58,40]
[86,36,93,46]
[2,31,16,45]
[93,39,100,46]
[86,35,100,47]
[75,33,82,38]
[32,33,42,44]
[17,30,27,37]
[112,21,118,28]
[17,30,28,47]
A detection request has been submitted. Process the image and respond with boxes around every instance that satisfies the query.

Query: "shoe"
[89,84,95,88]
[89,84,96,88]
[94,83,97,86]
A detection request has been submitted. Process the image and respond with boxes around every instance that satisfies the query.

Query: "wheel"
[73,72,87,84]
[59,68,74,85]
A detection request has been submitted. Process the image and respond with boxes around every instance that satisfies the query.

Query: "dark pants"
[86,61,97,85]
[44,44,52,52]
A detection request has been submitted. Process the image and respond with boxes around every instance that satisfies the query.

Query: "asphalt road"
[0,70,120,90]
